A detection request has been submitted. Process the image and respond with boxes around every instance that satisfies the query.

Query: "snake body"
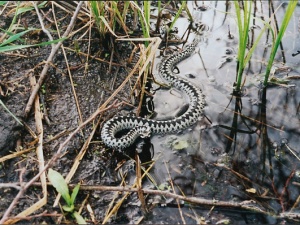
[101,34,205,149]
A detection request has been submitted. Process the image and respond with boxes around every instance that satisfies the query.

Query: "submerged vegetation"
[0,1,299,224]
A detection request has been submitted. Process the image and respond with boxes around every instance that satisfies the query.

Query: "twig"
[7,211,61,221]
[102,158,157,224]
[136,154,147,213]
[0,101,119,224]
[32,1,54,44]
[63,46,121,66]
[0,183,21,190]
[51,3,83,125]
[53,108,104,206]
[1,182,274,217]
[164,160,186,224]
[1,71,50,224]
[5,176,300,221]
[285,143,300,161]
[279,170,295,212]
[0,147,35,163]
[23,1,84,119]
[0,99,23,126]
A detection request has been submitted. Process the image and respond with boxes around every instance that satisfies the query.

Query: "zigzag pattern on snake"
[101,29,206,149]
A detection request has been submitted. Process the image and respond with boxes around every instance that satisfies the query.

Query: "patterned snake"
[101,26,206,149]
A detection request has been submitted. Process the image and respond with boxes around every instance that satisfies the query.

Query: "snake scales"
[101,27,206,149]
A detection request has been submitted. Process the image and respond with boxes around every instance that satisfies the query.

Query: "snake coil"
[101,25,206,149]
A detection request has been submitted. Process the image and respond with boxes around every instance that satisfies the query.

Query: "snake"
[101,27,206,150]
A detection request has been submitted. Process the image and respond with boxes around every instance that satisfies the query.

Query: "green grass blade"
[263,1,297,85]
[0,1,8,6]
[234,1,251,90]
[70,183,80,205]
[143,0,150,37]
[244,15,275,66]
[99,16,118,37]
[168,1,187,33]
[240,1,251,68]
[7,1,20,33]
[111,1,128,34]
[122,1,130,21]
[133,1,150,41]
[73,211,86,224]
[90,1,100,24]
[0,100,23,126]
[48,169,72,206]
[16,1,47,15]
[0,28,36,47]
[244,23,267,66]
[62,204,74,212]
[0,28,18,37]
[234,1,243,68]
[0,37,67,53]
[90,1,105,35]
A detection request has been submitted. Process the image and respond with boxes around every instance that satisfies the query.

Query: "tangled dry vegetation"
[0,1,300,224]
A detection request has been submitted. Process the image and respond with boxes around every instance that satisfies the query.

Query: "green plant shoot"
[234,1,252,91]
[263,1,298,86]
[48,169,85,224]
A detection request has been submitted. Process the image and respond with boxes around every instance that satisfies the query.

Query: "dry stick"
[280,170,295,212]
[63,46,121,66]
[7,36,156,223]
[52,114,102,207]
[0,183,21,190]
[102,156,158,222]
[84,10,93,75]
[61,45,84,124]
[164,160,186,224]
[0,101,119,224]
[3,177,300,221]
[17,181,300,221]
[102,159,157,224]
[0,147,35,163]
[19,183,273,216]
[69,186,267,215]
[52,37,160,208]
[136,154,147,213]
[32,1,54,44]
[0,1,8,15]
[2,21,158,225]
[51,1,90,19]
[23,1,84,119]
[1,71,50,224]
[291,194,300,211]
[8,211,62,221]
[0,129,72,164]
[24,73,47,215]
[136,44,148,116]
[51,3,83,124]
[86,203,96,224]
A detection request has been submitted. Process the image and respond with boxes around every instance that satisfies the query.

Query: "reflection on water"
[132,1,300,224]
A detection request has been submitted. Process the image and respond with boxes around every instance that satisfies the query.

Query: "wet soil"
[1,1,300,224]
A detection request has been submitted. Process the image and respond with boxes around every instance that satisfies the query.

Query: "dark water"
[141,1,300,224]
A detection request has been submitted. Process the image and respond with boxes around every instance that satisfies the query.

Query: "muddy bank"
[0,1,300,224]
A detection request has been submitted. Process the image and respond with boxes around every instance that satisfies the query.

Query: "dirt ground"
[0,2,141,223]
[1,1,300,224]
